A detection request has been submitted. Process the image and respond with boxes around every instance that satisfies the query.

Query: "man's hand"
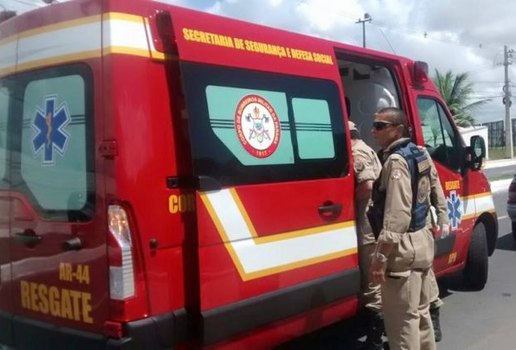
[369,252,387,285]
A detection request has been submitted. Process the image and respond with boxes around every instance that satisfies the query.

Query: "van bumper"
[0,309,188,350]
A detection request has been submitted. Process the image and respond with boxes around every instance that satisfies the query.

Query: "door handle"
[14,229,42,247]
[318,202,342,221]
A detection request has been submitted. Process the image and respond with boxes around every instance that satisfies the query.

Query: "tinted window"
[182,63,348,187]
[9,65,94,221]
[418,97,462,171]
[292,98,335,159]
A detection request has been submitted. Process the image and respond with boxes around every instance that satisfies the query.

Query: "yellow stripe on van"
[20,15,102,41]
[200,192,248,279]
[200,189,357,281]
[0,12,166,77]
[12,50,101,74]
[242,248,357,281]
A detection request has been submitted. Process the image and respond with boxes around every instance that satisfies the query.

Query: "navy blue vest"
[394,141,431,231]
[368,140,431,239]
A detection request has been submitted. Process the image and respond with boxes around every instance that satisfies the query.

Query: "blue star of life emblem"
[447,190,463,230]
[31,96,71,165]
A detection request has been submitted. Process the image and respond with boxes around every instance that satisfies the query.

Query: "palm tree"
[433,70,491,127]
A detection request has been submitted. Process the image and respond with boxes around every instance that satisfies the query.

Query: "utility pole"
[356,13,372,48]
[503,45,514,158]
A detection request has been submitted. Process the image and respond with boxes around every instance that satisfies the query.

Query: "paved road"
[483,164,515,181]
[280,176,515,349]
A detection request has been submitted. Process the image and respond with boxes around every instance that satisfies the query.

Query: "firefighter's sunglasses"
[372,121,399,130]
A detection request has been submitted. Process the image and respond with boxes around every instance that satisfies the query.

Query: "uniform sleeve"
[353,149,379,184]
[377,155,412,244]
[428,156,449,226]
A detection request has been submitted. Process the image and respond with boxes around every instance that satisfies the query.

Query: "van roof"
[0,0,414,80]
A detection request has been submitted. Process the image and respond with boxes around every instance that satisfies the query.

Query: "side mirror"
[471,135,486,158]
[466,135,486,171]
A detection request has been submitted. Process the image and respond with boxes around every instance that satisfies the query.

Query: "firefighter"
[368,107,436,350]
[349,121,384,350]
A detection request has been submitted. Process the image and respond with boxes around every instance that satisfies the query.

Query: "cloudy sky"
[3,0,516,123]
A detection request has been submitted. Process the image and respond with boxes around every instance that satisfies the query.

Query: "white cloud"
[295,0,362,32]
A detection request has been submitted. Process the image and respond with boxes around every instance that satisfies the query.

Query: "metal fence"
[482,119,516,148]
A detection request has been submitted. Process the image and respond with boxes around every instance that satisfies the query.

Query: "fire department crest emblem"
[235,95,280,158]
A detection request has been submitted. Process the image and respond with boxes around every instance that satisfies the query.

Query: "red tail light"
[106,203,148,328]
[108,205,135,299]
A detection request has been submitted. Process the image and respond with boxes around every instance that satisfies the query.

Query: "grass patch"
[489,147,516,160]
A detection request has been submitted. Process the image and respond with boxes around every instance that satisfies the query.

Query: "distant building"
[481,119,516,149]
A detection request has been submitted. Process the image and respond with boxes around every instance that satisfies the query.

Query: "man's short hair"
[376,107,410,137]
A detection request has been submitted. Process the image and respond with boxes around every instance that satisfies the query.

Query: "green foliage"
[433,70,491,127]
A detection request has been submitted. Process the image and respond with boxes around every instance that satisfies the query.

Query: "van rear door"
[6,64,108,343]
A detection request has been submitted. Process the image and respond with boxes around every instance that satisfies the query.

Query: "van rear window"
[3,64,94,221]
[182,63,348,187]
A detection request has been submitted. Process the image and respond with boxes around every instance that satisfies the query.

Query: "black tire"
[463,223,488,290]
[512,222,516,241]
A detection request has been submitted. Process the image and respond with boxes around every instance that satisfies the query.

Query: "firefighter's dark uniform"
[369,137,436,350]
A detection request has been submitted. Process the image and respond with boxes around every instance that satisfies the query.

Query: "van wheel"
[512,222,516,240]
[463,223,488,290]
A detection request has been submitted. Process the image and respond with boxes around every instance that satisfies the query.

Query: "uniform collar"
[377,137,410,163]
[384,137,411,153]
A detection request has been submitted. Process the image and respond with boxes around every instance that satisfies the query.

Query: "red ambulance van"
[0,0,497,349]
